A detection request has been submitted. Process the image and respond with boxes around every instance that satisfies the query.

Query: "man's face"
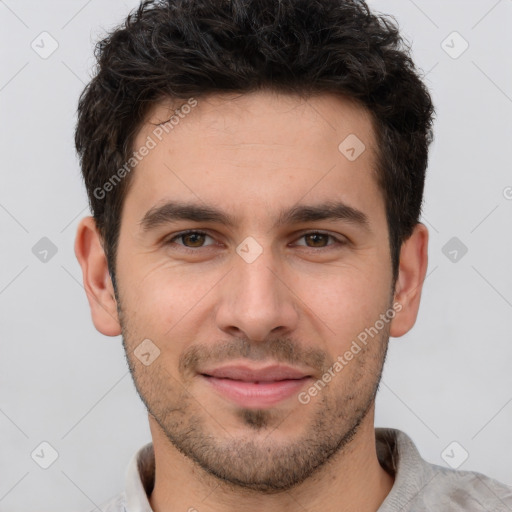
[115,91,395,491]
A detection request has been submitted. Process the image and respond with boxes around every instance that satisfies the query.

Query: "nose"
[215,242,300,342]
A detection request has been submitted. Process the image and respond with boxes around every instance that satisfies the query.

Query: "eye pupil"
[306,233,328,247]
[184,233,205,247]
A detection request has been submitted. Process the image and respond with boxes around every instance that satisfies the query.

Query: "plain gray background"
[1,0,511,510]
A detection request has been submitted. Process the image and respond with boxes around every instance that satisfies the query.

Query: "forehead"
[124,90,384,227]
[139,90,376,155]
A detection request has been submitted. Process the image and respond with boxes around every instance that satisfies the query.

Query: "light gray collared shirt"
[89,428,512,512]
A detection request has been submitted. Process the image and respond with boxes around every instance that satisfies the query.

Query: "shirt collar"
[125,441,155,512]
[375,428,437,511]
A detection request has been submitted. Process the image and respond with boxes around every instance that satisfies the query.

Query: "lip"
[199,364,313,408]
[201,364,311,382]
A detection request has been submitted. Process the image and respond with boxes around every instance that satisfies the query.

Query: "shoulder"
[421,463,512,511]
[376,428,512,511]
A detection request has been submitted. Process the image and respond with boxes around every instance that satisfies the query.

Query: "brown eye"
[295,231,344,249]
[304,233,330,248]
[166,230,214,249]
[181,232,206,247]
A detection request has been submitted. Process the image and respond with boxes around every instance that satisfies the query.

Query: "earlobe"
[389,223,429,338]
[74,216,122,336]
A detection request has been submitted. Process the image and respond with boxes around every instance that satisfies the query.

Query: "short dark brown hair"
[75,0,434,291]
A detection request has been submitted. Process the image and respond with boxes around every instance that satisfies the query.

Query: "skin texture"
[75,90,428,512]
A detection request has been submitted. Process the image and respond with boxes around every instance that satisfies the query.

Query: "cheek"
[119,257,224,335]
[298,262,391,347]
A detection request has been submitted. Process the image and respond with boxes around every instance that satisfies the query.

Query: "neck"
[148,409,394,512]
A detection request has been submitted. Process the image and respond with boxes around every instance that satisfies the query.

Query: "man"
[73,0,512,510]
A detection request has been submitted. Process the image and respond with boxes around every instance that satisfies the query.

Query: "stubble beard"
[117,295,390,493]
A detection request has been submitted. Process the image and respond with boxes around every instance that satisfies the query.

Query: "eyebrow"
[139,200,371,233]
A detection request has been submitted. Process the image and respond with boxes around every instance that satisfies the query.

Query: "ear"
[390,223,429,338]
[74,216,121,336]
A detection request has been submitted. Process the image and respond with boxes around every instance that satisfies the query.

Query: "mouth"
[199,364,313,408]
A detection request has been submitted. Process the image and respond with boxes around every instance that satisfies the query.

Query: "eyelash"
[164,229,347,253]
